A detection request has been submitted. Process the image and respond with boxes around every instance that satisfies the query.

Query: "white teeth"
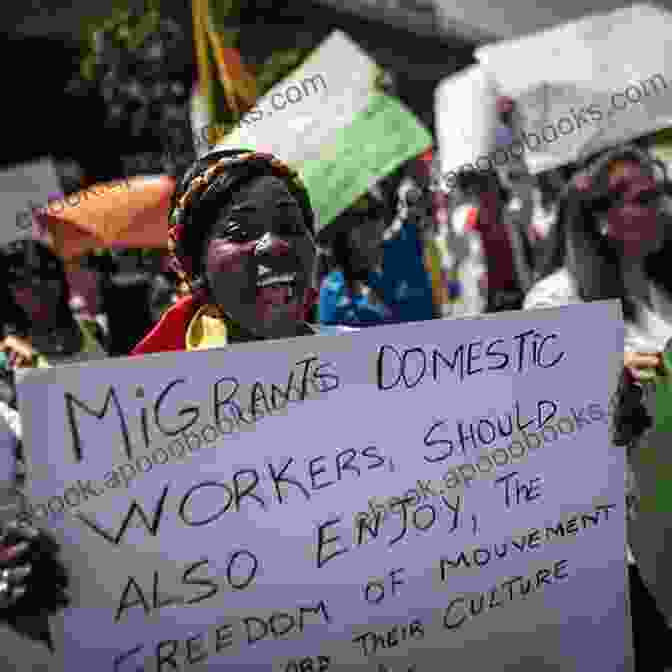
[258,265,272,276]
[257,273,296,288]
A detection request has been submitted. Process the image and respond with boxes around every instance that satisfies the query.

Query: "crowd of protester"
[1,102,672,668]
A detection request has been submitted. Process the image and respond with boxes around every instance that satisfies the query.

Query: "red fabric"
[468,196,518,292]
[465,207,480,232]
[130,294,201,356]
[418,149,434,170]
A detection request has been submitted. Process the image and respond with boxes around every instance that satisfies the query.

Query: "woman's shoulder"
[524,268,580,310]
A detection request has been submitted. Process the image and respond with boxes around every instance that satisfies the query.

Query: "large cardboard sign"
[214,30,432,231]
[15,302,630,671]
[475,4,672,173]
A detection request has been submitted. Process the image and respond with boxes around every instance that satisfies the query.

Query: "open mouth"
[256,272,298,305]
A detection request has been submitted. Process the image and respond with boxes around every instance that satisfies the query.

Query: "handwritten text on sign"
[17,301,629,671]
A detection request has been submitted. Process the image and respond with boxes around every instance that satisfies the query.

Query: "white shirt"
[524,268,672,351]
[525,268,672,625]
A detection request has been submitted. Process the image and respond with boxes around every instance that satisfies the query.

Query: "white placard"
[214,30,431,230]
[434,65,499,183]
[214,30,375,166]
[0,158,62,246]
[15,303,631,671]
[475,4,672,173]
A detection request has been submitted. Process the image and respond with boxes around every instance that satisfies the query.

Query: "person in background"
[448,168,533,312]
[528,167,570,272]
[398,152,449,318]
[422,215,449,317]
[0,240,107,373]
[432,177,471,316]
[523,143,672,672]
[0,239,108,506]
[318,189,395,327]
[318,180,436,328]
[0,240,90,639]
[447,199,487,316]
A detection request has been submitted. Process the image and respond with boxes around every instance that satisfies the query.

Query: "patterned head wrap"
[168,149,315,294]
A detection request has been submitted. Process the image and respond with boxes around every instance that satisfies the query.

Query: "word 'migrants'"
[63,355,339,465]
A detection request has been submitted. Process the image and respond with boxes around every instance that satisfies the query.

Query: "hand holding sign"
[0,525,32,608]
[0,520,70,652]
[624,350,663,382]
[1,336,40,370]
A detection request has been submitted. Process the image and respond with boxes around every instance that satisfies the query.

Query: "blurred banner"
[39,175,175,261]
[434,64,499,184]
[215,30,432,234]
[475,4,672,174]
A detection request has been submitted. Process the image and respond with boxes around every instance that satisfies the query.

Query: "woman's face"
[600,160,664,259]
[203,175,316,338]
[7,256,63,323]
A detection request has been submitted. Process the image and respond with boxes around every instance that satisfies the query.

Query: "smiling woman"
[131,149,321,356]
[202,174,315,339]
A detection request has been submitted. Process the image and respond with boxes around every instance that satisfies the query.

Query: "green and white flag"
[214,30,432,235]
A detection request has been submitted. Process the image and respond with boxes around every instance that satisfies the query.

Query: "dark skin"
[6,255,63,325]
[0,520,70,651]
[342,191,391,274]
[0,522,40,610]
[203,175,317,339]
[347,216,386,274]
[4,256,81,363]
